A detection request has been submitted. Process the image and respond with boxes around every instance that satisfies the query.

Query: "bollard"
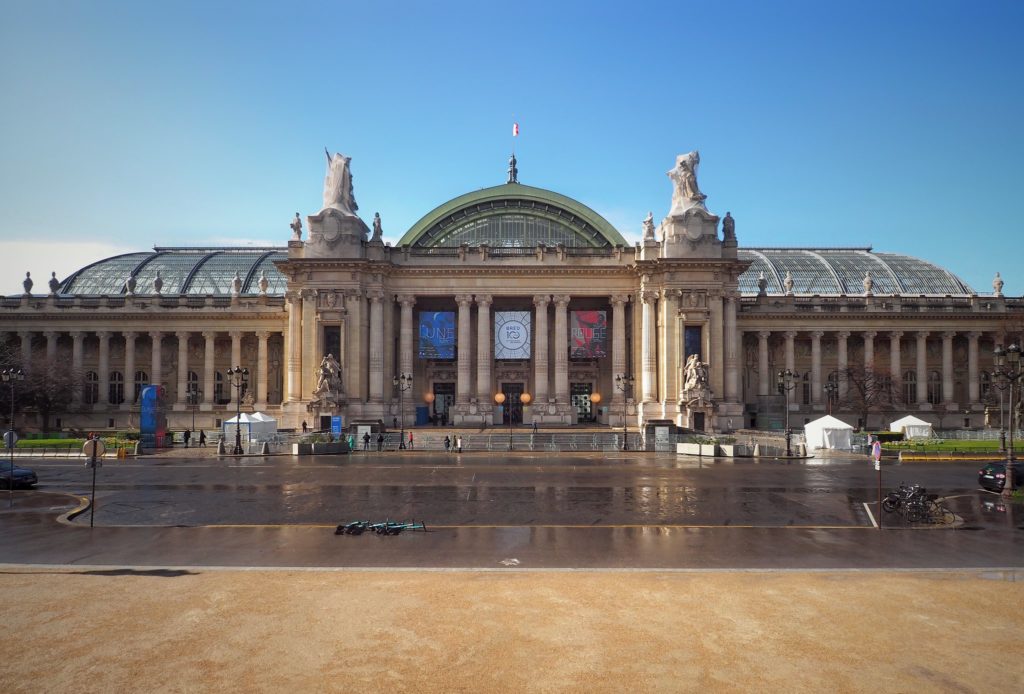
[261,441,270,455]
[133,441,142,457]
[752,443,760,457]
[217,439,226,455]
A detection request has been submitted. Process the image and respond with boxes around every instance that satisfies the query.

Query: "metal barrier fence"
[345,432,646,453]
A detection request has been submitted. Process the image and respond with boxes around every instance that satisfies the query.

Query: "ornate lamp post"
[777,369,799,457]
[520,392,532,435]
[993,344,1021,498]
[187,384,202,440]
[615,374,635,451]
[223,366,249,455]
[2,368,25,507]
[393,373,412,449]
[823,380,838,416]
[589,392,601,425]
[993,374,1009,453]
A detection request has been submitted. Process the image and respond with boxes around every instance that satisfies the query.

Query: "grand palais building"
[2,152,1020,435]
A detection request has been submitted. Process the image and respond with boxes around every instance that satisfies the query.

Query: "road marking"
[863,502,878,528]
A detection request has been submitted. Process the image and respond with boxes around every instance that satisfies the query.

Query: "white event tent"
[803,415,854,450]
[222,412,278,442]
[889,415,934,440]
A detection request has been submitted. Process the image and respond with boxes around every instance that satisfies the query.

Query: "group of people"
[443,434,463,453]
[180,428,206,447]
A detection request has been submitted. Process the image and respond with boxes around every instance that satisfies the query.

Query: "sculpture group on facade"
[310,353,345,411]
[322,150,358,215]
[290,212,303,240]
[683,353,710,393]
[667,151,707,214]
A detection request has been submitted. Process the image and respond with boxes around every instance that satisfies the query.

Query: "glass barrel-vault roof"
[738,248,973,296]
[59,248,288,296]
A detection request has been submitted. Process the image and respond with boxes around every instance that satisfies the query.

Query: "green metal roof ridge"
[397,183,627,247]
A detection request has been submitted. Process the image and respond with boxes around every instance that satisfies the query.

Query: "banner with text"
[494,311,532,360]
[418,311,456,359]
[570,310,608,359]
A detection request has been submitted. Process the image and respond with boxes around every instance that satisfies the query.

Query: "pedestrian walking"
[199,430,207,447]
[393,416,398,429]
[302,421,308,434]
[444,435,451,453]
[363,432,370,451]
[376,433,384,451]
[456,434,463,453]
[183,429,191,448]
[532,420,538,434]
[348,434,355,450]
[408,432,414,449]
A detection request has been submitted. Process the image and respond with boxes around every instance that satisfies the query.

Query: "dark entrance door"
[500,383,524,424]
[432,382,455,425]
[692,412,705,432]
[571,382,595,423]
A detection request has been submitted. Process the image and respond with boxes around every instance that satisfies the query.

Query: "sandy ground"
[1,569,1021,693]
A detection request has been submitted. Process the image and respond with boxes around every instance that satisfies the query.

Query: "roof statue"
[153,270,163,295]
[322,150,358,215]
[783,271,794,295]
[757,272,768,296]
[667,151,707,215]
[642,211,656,241]
[722,211,736,242]
[507,153,518,184]
[993,272,1004,297]
[371,212,383,241]
[290,212,303,240]
[258,270,269,295]
[863,271,873,296]
[48,272,60,295]
[22,272,32,296]
[125,274,137,295]
[231,271,242,296]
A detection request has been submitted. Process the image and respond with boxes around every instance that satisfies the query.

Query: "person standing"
[183,429,191,448]
[456,434,463,453]
[408,432,414,450]
[302,421,308,434]
[363,432,370,451]
[444,435,451,453]
[198,430,207,447]
[376,432,384,452]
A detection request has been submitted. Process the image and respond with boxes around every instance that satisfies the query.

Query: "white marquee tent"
[803,415,854,450]
[890,415,934,440]
[222,412,278,442]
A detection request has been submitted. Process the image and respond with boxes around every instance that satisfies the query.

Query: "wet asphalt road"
[1,452,1021,569]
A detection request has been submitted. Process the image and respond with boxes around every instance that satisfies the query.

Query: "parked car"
[0,464,38,489]
[978,462,1022,492]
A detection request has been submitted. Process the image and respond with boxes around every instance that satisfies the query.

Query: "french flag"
[512,123,519,137]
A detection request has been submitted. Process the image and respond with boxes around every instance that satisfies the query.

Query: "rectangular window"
[323,326,341,361]
[684,326,702,361]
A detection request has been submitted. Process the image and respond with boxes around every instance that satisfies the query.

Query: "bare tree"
[836,366,903,430]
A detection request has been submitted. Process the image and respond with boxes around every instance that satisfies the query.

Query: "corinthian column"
[71,332,84,405]
[149,331,162,389]
[724,295,739,402]
[554,295,571,405]
[368,290,385,402]
[811,331,823,405]
[203,331,217,406]
[916,331,929,404]
[757,331,771,396]
[18,331,32,377]
[533,295,550,404]
[784,331,796,374]
[475,295,492,403]
[398,295,415,380]
[661,289,679,406]
[967,331,980,404]
[97,331,110,405]
[123,331,137,406]
[176,331,190,405]
[455,294,474,405]
[942,331,955,405]
[889,331,902,387]
[44,331,58,364]
[285,292,302,402]
[863,331,876,372]
[836,331,850,398]
[228,331,242,404]
[256,330,269,408]
[640,291,658,402]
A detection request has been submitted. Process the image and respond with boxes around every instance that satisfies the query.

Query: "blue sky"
[1,0,1022,294]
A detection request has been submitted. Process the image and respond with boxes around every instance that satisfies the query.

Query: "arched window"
[927,370,942,404]
[134,370,148,402]
[84,371,99,405]
[109,371,124,405]
[801,373,810,405]
[903,370,917,403]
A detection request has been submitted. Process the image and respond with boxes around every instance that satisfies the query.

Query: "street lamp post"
[2,368,25,508]
[993,344,1021,498]
[187,384,202,442]
[393,373,412,449]
[223,366,249,455]
[494,391,514,450]
[823,380,838,416]
[777,369,799,457]
[615,374,635,451]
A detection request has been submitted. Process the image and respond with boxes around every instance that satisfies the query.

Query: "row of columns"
[751,329,988,406]
[6,329,279,408]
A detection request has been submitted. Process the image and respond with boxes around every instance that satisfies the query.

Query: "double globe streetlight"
[823,380,838,415]
[495,390,531,451]
[993,343,1021,498]
[777,368,799,457]
[393,373,412,449]
[223,366,248,455]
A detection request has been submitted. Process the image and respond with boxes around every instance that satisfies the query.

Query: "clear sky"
[1,0,1022,295]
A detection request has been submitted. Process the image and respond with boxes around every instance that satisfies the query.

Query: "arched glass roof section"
[398,183,627,248]
[738,248,974,297]
[59,248,288,296]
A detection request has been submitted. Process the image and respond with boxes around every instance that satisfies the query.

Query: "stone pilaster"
[300,289,318,400]
[661,289,679,411]
[344,290,363,401]
[640,291,658,402]
[916,331,929,405]
[285,292,302,402]
[455,294,474,405]
[176,331,190,406]
[398,295,415,380]
[123,331,137,406]
[553,294,572,405]
[475,295,492,404]
[757,330,771,396]
[368,290,385,402]
[256,330,269,409]
[610,295,628,406]
[533,295,550,405]
[724,295,738,403]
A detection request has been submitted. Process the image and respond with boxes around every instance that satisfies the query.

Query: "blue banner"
[139,385,167,448]
[419,311,456,359]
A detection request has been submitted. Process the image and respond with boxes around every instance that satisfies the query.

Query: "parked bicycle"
[882,483,955,525]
